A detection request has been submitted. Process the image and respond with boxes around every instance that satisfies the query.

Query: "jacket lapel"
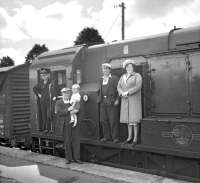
[102,76,111,96]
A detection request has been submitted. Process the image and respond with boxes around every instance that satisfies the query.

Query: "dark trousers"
[40,100,52,131]
[63,122,80,161]
[100,104,119,140]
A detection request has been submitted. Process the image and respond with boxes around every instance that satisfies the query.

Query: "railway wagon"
[30,26,200,182]
[0,64,30,147]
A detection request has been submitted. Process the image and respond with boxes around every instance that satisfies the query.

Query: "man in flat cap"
[55,87,82,164]
[33,68,56,133]
[97,63,120,143]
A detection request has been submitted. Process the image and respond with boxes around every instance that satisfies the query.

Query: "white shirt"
[102,74,111,85]
[63,99,70,104]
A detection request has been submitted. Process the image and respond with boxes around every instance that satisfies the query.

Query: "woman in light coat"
[117,59,142,146]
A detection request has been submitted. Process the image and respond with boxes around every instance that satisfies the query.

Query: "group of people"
[98,59,142,146]
[33,58,142,164]
[33,69,82,164]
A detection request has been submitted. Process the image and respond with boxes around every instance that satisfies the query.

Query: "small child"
[68,84,81,127]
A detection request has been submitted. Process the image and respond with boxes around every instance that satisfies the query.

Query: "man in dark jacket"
[55,87,82,164]
[33,68,56,133]
[97,63,119,143]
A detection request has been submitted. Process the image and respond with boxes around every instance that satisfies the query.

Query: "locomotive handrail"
[168,26,182,50]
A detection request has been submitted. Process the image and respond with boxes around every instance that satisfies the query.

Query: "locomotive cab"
[30,45,85,153]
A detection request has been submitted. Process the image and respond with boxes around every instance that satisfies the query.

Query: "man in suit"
[55,87,82,164]
[33,68,56,133]
[98,63,119,143]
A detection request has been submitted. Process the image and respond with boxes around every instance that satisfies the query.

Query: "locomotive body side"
[81,26,200,182]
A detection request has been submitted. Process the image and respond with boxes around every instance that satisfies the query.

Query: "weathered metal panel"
[141,117,200,152]
[80,83,100,140]
[190,52,200,115]
[149,54,188,115]
[83,45,107,83]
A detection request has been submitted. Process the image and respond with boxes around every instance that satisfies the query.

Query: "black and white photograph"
[0,0,200,182]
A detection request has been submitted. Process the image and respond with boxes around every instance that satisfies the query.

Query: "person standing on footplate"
[117,59,142,146]
[97,63,120,143]
[33,68,56,133]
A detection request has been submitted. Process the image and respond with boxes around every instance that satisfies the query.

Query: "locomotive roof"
[88,25,200,55]
[31,45,84,68]
[30,25,200,68]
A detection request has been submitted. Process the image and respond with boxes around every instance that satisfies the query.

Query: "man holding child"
[55,85,82,164]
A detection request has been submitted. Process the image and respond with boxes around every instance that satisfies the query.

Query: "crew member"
[33,68,55,133]
[97,63,119,143]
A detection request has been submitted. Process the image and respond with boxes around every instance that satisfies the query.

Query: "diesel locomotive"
[1,25,200,182]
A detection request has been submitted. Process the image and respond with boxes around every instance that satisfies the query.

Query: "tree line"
[0,27,104,68]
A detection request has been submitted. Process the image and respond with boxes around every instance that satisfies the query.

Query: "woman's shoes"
[122,138,132,144]
[132,140,137,147]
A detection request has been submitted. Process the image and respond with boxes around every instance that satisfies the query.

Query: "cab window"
[53,70,66,96]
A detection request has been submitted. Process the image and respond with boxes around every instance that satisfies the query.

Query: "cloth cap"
[40,68,50,74]
[122,59,136,68]
[102,63,111,69]
[61,87,71,93]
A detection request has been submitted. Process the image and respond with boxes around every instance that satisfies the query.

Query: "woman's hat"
[102,63,111,69]
[122,59,136,68]
[61,87,71,93]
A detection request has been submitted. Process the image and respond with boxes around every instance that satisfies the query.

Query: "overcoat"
[117,72,142,124]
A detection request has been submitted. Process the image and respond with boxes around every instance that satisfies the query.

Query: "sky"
[1,0,200,65]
